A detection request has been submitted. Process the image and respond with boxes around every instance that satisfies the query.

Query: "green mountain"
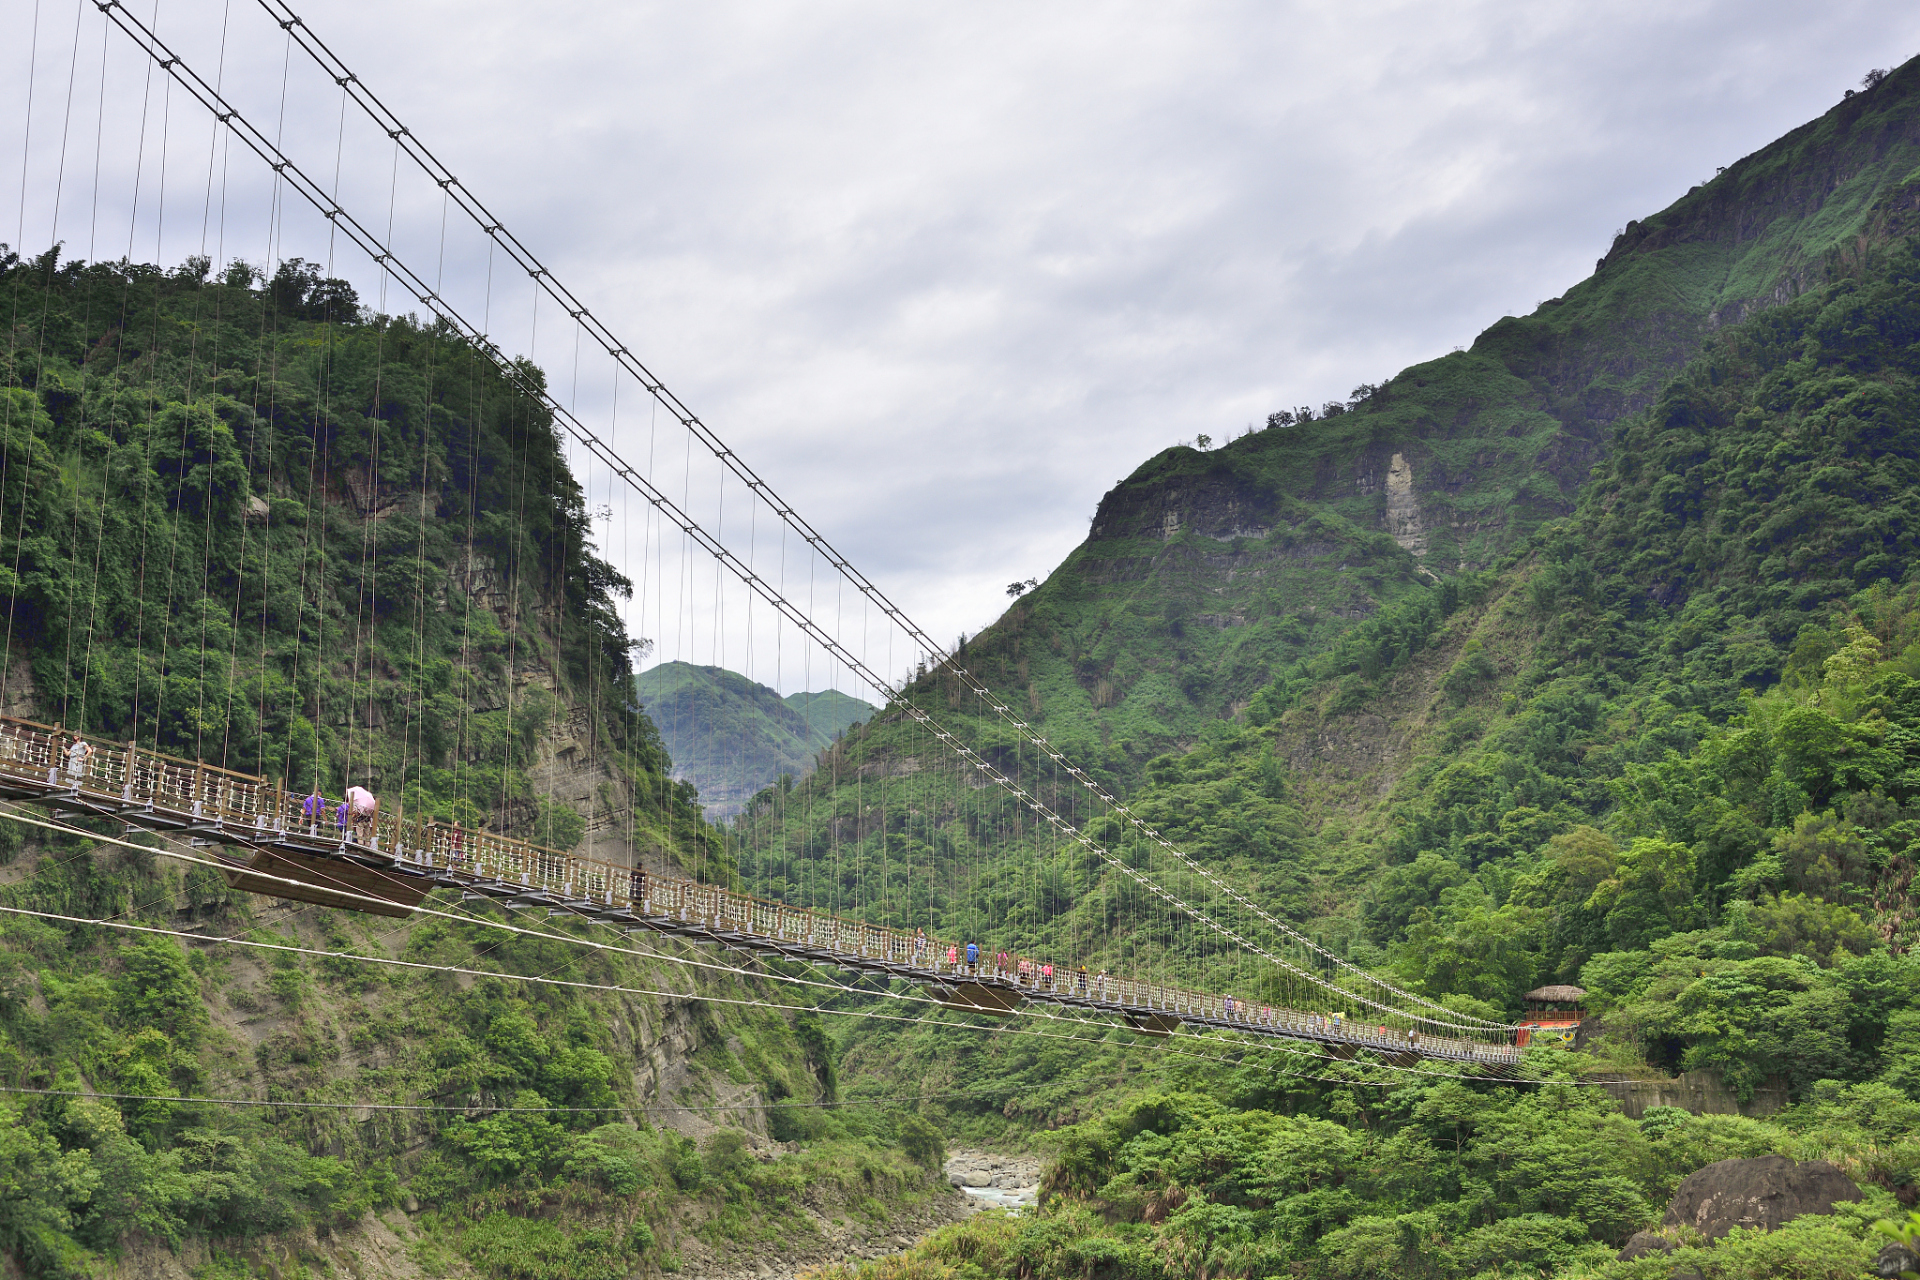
[945,60,1920,793]
[737,56,1920,1280]
[787,687,878,741]
[634,662,872,817]
[0,250,938,1278]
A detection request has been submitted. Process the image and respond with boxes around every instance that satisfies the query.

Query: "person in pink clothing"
[345,785,378,844]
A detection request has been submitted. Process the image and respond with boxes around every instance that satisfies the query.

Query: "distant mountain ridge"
[634,662,873,818]
[786,688,878,741]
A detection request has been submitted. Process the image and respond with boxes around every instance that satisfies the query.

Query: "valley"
[0,37,1917,1280]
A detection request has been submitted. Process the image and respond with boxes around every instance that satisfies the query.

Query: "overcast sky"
[8,0,1919,698]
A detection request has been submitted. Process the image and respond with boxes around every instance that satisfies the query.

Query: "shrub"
[895,1115,945,1172]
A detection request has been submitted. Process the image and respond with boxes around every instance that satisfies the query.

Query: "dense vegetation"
[818,1076,1913,1280]
[0,249,946,1277]
[0,244,698,852]
[0,843,944,1279]
[747,72,1920,1280]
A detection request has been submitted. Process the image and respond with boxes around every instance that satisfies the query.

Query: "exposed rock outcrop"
[1596,1067,1788,1119]
[1617,1230,1678,1261]
[1878,1240,1920,1278]
[1661,1155,1862,1241]
[1382,451,1426,556]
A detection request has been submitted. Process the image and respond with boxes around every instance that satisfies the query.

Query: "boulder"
[1616,1230,1676,1261]
[1663,1155,1862,1240]
[1877,1240,1920,1278]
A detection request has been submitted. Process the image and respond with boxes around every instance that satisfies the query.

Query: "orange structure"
[1515,984,1586,1048]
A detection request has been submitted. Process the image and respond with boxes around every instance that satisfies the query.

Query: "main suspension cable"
[240,0,1511,1031]
[89,0,1503,1034]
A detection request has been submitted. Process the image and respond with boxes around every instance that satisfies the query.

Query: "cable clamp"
[158,58,176,70]
[387,126,409,139]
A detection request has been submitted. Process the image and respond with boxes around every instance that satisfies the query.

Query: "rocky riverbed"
[666,1148,1041,1280]
[943,1148,1042,1210]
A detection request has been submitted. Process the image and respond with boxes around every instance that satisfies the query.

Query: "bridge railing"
[0,716,1517,1064]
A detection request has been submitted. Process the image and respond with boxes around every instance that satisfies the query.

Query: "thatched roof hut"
[1523,984,1587,1004]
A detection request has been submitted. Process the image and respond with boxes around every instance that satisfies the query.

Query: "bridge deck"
[0,717,1519,1068]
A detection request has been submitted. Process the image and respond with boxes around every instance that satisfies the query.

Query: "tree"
[115,939,207,1048]
[1587,838,1700,950]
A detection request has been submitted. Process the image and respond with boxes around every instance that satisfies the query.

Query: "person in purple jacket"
[302,787,327,834]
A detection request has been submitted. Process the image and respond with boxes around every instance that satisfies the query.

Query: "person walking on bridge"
[60,734,90,788]
[302,786,327,835]
[965,940,979,974]
[346,785,378,845]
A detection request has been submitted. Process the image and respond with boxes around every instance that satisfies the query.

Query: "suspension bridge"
[0,0,1526,1081]
[0,716,1518,1067]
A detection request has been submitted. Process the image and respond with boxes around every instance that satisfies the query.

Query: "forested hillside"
[0,251,945,1278]
[2,40,1919,1280]
[802,212,1920,1280]
[945,56,1920,790]
[730,56,1920,1280]
[634,662,870,818]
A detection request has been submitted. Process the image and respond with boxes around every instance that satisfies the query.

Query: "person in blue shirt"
[965,941,979,973]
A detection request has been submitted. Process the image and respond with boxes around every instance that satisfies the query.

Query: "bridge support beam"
[1124,1012,1182,1038]
[214,847,427,918]
[922,982,1022,1017]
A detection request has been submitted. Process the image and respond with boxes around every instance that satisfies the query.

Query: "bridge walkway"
[0,716,1519,1069]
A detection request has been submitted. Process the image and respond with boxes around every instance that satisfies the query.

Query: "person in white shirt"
[63,736,90,787]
